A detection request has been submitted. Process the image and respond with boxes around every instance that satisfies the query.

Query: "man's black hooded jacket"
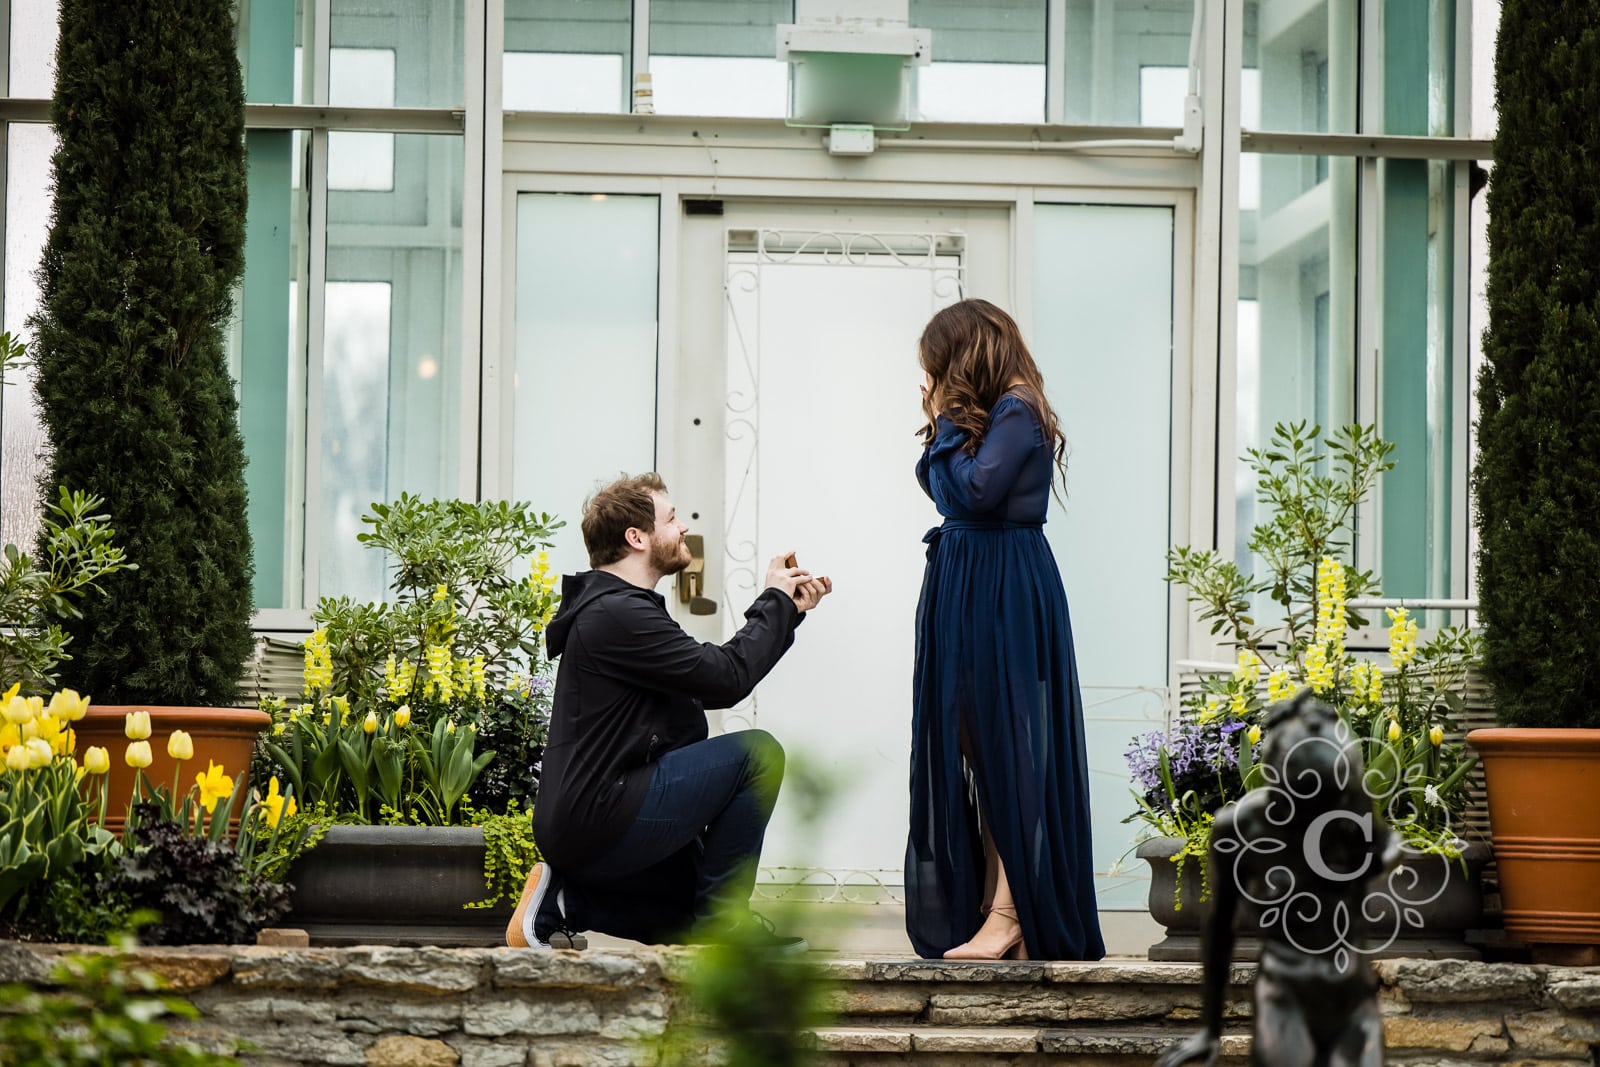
[531,569,803,869]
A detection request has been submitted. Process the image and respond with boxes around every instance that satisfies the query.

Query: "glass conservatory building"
[0,0,1496,937]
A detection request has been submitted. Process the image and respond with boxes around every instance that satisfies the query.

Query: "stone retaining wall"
[0,942,1595,1066]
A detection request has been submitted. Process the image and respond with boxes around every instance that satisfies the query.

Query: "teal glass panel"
[1377,159,1456,604]
[322,134,464,603]
[1062,0,1193,126]
[1242,0,1357,133]
[233,129,307,610]
[1382,0,1455,136]
[911,0,1045,123]
[330,0,465,108]
[1236,153,1358,572]
[649,0,791,117]
[504,0,631,113]
[240,0,298,104]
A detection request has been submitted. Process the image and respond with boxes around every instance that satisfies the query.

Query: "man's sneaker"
[507,862,554,948]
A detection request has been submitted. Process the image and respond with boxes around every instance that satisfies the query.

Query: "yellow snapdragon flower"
[1387,607,1419,669]
[1233,648,1261,688]
[1266,668,1293,702]
[1314,556,1348,651]
[302,628,334,694]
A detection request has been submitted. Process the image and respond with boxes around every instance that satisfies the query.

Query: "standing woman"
[905,298,1105,961]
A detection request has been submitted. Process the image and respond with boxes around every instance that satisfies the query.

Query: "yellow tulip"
[24,738,52,769]
[5,746,28,772]
[363,711,378,734]
[47,689,90,722]
[195,761,234,813]
[125,710,152,740]
[393,705,411,728]
[84,746,110,775]
[167,730,194,761]
[125,740,153,768]
[445,720,456,734]
[2,694,32,725]
[1429,724,1445,747]
[1247,724,1262,745]
[20,719,38,741]
[1387,719,1401,743]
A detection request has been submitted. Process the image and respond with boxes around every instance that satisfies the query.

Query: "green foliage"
[1140,422,1480,871]
[107,804,291,946]
[462,799,541,909]
[314,494,564,709]
[0,483,132,692]
[1474,2,1600,729]
[0,721,115,916]
[29,0,255,706]
[0,931,242,1066]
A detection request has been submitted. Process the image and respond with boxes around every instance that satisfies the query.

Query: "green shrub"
[29,0,255,706]
[1474,2,1600,728]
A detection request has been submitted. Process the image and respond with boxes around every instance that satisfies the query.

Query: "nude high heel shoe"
[943,904,1025,961]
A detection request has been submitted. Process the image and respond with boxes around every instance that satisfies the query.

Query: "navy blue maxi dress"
[905,392,1106,961]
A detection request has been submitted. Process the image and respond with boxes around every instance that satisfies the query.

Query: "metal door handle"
[677,534,717,615]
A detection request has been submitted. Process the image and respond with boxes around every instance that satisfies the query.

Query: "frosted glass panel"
[910,0,1045,123]
[503,52,624,112]
[513,194,659,579]
[322,282,393,602]
[1,124,54,552]
[9,0,59,96]
[1033,203,1173,909]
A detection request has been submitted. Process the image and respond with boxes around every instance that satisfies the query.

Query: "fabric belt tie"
[923,519,1044,557]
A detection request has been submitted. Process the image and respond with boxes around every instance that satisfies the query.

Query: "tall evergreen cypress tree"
[29,0,254,705]
[1474,1,1600,729]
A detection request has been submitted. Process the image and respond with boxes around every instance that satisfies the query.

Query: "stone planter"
[284,825,513,947]
[73,705,270,836]
[1138,835,1490,962]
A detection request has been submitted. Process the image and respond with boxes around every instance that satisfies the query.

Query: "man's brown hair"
[581,472,668,567]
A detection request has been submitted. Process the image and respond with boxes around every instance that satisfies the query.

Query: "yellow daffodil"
[1386,719,1401,743]
[363,710,378,734]
[84,746,110,775]
[195,761,234,813]
[5,745,28,772]
[1247,724,1262,745]
[167,730,194,761]
[261,775,293,828]
[124,710,152,740]
[0,723,18,750]
[46,689,90,722]
[125,740,153,768]
[393,705,411,728]
[1429,724,1445,746]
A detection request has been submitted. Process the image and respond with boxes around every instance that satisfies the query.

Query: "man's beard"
[651,535,690,576]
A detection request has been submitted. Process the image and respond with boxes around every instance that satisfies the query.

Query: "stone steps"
[805,957,1600,1065]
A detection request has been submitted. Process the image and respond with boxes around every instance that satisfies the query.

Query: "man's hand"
[793,575,832,612]
[764,552,832,611]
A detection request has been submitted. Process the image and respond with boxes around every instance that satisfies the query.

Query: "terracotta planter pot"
[283,825,513,947]
[1466,728,1600,954]
[1138,835,1489,962]
[72,705,270,835]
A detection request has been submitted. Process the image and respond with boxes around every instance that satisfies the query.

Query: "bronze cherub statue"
[1156,691,1402,1067]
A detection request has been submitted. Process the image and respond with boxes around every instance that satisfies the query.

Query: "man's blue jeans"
[552,729,785,944]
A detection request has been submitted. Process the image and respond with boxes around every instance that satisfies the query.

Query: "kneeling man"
[509,472,831,949]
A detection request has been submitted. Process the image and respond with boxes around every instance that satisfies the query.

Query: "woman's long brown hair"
[917,298,1069,490]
